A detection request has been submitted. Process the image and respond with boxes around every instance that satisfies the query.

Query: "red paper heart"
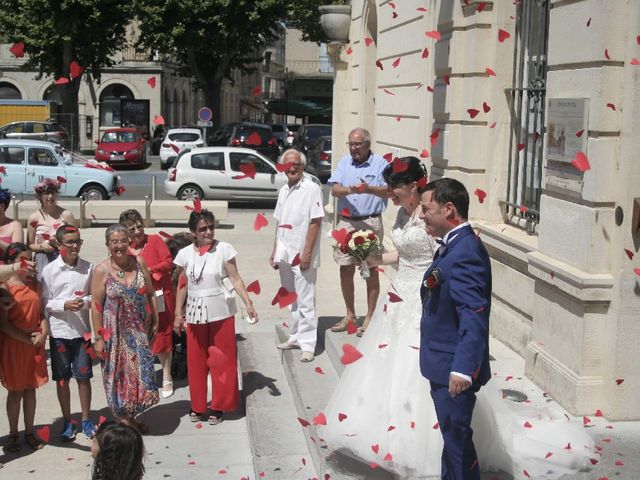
[246,131,262,146]
[595,409,604,417]
[391,57,401,68]
[383,452,393,462]
[474,189,487,203]
[331,228,348,245]
[419,149,430,159]
[571,152,591,172]
[616,378,624,385]
[98,326,111,342]
[383,152,393,162]
[178,275,187,290]
[523,421,533,428]
[9,42,25,58]
[246,280,261,294]
[198,245,211,256]
[482,102,491,113]
[314,366,324,375]
[375,59,384,70]
[421,47,429,59]
[158,231,174,240]
[583,415,591,425]
[251,86,261,96]
[371,444,379,454]
[346,319,358,335]
[271,287,297,308]
[232,162,256,180]
[346,46,353,55]
[388,291,403,303]
[253,213,269,231]
[152,271,162,282]
[297,417,310,427]
[383,88,395,96]
[312,413,327,425]
[339,207,351,218]
[138,285,147,295]
[36,425,50,443]
[69,60,85,79]
[604,49,611,60]
[34,354,43,363]
[425,31,441,40]
[365,37,374,46]
[392,157,408,173]
[153,115,166,125]
[291,253,301,267]
[340,344,363,365]
[467,108,480,119]
[275,162,293,173]
[279,224,293,229]
[430,128,441,145]
[57,343,67,353]
[545,452,553,459]
[338,413,347,422]
[56,175,67,184]
[54,77,70,85]
[631,58,640,65]
[147,76,156,88]
[498,29,511,42]
[606,103,616,111]
[82,332,92,342]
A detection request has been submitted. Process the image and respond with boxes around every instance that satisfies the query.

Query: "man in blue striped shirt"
[327,127,389,336]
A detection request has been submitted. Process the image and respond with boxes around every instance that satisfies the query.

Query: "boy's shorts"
[49,337,93,381]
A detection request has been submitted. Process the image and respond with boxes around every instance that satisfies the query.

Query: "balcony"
[285,60,334,76]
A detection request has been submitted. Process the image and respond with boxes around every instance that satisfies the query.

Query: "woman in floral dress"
[91,224,159,432]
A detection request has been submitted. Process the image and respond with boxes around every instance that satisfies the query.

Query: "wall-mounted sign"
[546,98,588,163]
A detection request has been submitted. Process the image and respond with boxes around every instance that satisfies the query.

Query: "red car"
[95,127,147,166]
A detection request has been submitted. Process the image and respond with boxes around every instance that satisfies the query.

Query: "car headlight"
[130,149,140,155]
[97,149,105,154]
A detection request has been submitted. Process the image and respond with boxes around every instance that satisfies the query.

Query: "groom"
[418,178,491,480]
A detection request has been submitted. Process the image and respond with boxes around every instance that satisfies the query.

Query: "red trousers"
[186,316,239,414]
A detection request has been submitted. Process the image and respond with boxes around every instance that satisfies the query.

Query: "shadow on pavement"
[315,316,341,356]
[136,399,190,436]
[242,370,281,398]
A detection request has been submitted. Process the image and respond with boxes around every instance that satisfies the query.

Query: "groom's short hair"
[422,178,469,220]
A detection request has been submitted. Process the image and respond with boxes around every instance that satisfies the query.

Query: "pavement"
[0,208,638,479]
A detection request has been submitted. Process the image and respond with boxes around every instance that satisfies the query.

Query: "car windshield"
[169,132,201,142]
[271,125,285,132]
[236,127,273,142]
[102,131,138,143]
[306,126,331,140]
[287,125,301,132]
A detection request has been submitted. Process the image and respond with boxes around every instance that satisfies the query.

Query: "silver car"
[164,146,320,201]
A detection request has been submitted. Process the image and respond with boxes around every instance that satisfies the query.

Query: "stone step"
[275,317,394,480]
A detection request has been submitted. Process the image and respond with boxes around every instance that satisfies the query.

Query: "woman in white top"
[173,209,257,425]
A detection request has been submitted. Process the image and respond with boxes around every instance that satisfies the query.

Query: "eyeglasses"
[289,162,304,167]
[127,224,144,234]
[346,141,368,148]
[108,239,130,246]
[61,240,83,247]
[197,225,215,233]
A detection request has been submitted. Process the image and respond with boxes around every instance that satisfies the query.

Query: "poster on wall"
[546,98,588,163]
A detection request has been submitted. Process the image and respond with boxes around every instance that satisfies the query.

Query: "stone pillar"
[525,0,640,419]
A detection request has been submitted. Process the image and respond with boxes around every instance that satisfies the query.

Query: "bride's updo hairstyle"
[382,156,428,188]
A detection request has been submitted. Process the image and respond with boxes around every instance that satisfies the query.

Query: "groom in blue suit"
[418,178,491,480]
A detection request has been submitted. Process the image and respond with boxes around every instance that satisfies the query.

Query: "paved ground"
[0,208,638,479]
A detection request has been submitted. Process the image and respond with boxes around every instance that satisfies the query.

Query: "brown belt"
[341,213,381,221]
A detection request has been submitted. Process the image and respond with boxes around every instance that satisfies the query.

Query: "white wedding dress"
[320,208,594,479]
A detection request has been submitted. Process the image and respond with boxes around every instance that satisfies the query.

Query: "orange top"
[0,282,48,390]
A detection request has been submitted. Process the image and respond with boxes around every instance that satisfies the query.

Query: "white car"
[159,128,204,169]
[164,146,321,201]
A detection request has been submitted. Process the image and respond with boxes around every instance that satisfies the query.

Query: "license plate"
[111,155,125,160]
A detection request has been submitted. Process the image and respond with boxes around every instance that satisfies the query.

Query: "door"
[0,145,27,193]
[187,151,228,199]
[25,146,68,195]
[228,151,281,199]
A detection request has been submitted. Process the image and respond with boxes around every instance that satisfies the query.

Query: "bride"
[319,157,594,479]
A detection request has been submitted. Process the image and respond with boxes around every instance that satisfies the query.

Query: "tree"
[0,0,134,148]
[288,0,347,43]
[135,0,290,129]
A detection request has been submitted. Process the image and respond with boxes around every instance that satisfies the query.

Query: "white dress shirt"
[41,255,94,339]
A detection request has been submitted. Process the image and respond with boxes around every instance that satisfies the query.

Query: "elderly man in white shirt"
[270,149,324,362]
[40,225,95,441]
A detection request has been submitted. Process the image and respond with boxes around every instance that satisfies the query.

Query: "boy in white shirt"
[41,225,95,441]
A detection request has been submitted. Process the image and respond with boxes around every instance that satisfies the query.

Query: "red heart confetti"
[365,37,374,46]
[430,128,441,145]
[606,103,616,111]
[378,343,388,349]
[338,413,347,422]
[346,46,353,55]
[147,77,156,88]
[498,29,511,42]
[271,286,297,309]
[576,129,585,137]
[232,163,256,180]
[631,58,640,66]
[615,378,624,385]
[57,176,67,184]
[421,47,429,59]
[524,470,531,478]
[275,162,293,173]
[331,228,349,245]
[467,108,480,119]
[82,332,92,342]
[279,224,293,229]
[388,291,403,303]
[314,366,324,375]
[387,425,395,431]
[392,57,401,68]
[595,409,604,417]
[615,460,624,466]
[425,31,441,41]
[545,451,553,459]
[583,416,591,425]
[57,343,67,353]
[341,344,363,365]
[36,425,50,443]
[252,86,261,96]
[138,285,147,295]
[340,207,351,217]
[383,88,395,96]
[291,253,301,267]
[383,152,393,162]
[474,189,487,203]
[198,245,210,256]
[564,442,572,451]
[346,319,358,335]
[523,421,533,428]
[571,152,591,172]
[604,49,610,60]
[392,157,408,173]
[419,149,430,158]
[253,213,269,231]
[98,326,111,342]
[371,444,379,454]
[312,413,327,425]
[69,60,84,79]
[178,275,187,290]
[376,59,383,70]
[9,42,25,58]
[383,453,393,462]
[246,280,260,294]
[94,301,104,313]
[485,67,496,77]
[246,131,262,146]
[297,417,310,427]
[55,77,70,85]
[482,102,491,113]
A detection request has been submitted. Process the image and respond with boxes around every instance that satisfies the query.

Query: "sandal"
[189,410,203,422]
[161,380,174,399]
[5,434,20,453]
[207,410,223,425]
[356,317,372,337]
[24,433,44,450]
[331,317,355,332]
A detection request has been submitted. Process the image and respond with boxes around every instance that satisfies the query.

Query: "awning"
[265,98,332,117]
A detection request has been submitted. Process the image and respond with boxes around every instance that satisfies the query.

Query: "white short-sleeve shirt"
[273,176,325,268]
[174,241,238,323]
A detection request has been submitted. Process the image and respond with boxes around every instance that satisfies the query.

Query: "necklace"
[189,249,207,285]
[111,258,132,279]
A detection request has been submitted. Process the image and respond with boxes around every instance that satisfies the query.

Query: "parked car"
[227,123,280,161]
[0,121,70,149]
[306,135,332,182]
[292,124,331,155]
[159,128,204,169]
[95,127,146,167]
[150,124,168,155]
[0,139,119,200]
[164,146,321,201]
[207,122,240,146]
[270,123,301,147]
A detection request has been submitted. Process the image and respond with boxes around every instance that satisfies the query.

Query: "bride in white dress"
[319,157,594,479]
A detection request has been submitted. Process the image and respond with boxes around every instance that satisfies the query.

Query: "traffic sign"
[197,120,213,127]
[198,107,213,122]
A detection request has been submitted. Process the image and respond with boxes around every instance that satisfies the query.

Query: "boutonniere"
[424,268,442,289]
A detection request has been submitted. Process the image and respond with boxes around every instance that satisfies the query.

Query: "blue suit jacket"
[419,224,492,388]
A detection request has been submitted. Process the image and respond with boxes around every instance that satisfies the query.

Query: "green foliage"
[0,0,133,80]
[288,0,347,43]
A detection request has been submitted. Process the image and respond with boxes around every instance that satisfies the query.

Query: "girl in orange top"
[0,243,49,452]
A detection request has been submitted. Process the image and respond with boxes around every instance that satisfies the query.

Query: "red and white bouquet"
[335,229,382,279]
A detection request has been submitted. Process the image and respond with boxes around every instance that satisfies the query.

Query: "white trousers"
[278,261,318,353]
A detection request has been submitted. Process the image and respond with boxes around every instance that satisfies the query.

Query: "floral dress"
[101,265,158,417]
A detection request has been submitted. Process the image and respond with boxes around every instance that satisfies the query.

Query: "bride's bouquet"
[336,229,381,279]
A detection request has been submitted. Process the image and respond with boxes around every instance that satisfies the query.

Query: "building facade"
[327,0,640,419]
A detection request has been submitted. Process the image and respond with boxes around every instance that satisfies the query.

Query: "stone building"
[325,0,640,419]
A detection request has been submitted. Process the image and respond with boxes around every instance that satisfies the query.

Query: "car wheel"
[177,184,204,201]
[80,184,108,201]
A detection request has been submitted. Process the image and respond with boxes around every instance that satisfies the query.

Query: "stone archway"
[0,81,23,100]
[98,83,134,127]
